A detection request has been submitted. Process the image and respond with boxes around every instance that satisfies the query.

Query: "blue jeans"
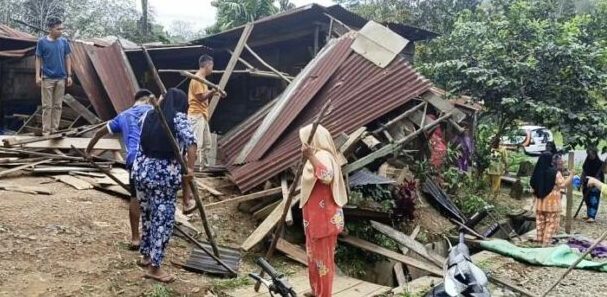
[586,188,601,219]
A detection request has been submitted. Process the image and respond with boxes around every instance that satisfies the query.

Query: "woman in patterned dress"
[299,124,348,297]
[530,154,573,246]
[132,88,197,282]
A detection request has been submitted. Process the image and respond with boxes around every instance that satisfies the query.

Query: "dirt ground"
[0,175,271,297]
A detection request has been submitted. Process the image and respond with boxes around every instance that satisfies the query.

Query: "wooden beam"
[227,49,255,69]
[372,101,426,134]
[370,221,443,267]
[241,194,301,251]
[565,151,574,233]
[244,44,292,83]
[344,111,453,173]
[338,235,443,277]
[339,127,366,156]
[196,179,223,196]
[0,183,53,195]
[205,187,281,208]
[281,176,293,225]
[53,175,94,190]
[63,94,102,124]
[0,159,52,177]
[0,136,121,150]
[277,238,308,266]
[208,23,254,119]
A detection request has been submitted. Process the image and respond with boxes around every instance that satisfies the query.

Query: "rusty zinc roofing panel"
[0,25,36,41]
[71,42,116,120]
[236,36,354,164]
[86,42,139,113]
[222,38,432,192]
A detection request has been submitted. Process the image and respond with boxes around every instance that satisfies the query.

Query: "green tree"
[207,0,276,33]
[417,0,607,155]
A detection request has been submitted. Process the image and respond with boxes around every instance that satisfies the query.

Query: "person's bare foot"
[137,257,151,267]
[145,266,175,283]
[303,292,315,297]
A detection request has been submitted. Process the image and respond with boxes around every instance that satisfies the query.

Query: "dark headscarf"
[140,88,188,159]
[582,147,604,191]
[530,153,557,199]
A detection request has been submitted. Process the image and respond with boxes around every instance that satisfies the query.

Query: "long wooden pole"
[70,146,130,192]
[541,231,607,297]
[254,99,333,291]
[141,47,221,257]
[244,44,292,83]
[565,151,574,233]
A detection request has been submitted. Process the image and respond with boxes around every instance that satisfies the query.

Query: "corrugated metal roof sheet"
[86,42,139,113]
[0,25,36,59]
[190,4,437,48]
[71,42,116,120]
[236,36,355,164]
[220,32,432,192]
[0,25,36,41]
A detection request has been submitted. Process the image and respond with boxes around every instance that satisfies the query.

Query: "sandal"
[586,218,596,223]
[129,242,140,251]
[144,272,175,283]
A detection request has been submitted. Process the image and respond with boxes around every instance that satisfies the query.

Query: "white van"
[501,125,554,155]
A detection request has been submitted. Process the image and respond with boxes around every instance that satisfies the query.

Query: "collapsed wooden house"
[0,4,495,295]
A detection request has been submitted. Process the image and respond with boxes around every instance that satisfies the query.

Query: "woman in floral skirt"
[132,88,197,282]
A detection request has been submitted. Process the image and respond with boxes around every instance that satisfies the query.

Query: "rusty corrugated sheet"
[220,34,432,192]
[0,25,36,40]
[236,36,354,164]
[70,42,116,120]
[86,42,139,113]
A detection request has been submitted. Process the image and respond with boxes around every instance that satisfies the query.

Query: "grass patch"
[144,284,175,297]
[211,276,252,291]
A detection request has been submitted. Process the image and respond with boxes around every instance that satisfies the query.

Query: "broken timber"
[338,235,443,276]
[0,159,52,177]
[63,94,102,124]
[244,44,292,83]
[53,175,94,190]
[208,23,254,119]
[0,183,52,195]
[205,187,281,208]
[276,238,308,266]
[0,136,121,150]
[371,221,443,266]
[344,111,454,173]
[241,193,301,251]
[369,222,537,297]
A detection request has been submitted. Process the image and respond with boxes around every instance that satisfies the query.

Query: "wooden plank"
[332,281,389,297]
[205,187,281,208]
[69,171,106,178]
[241,194,301,251]
[196,179,223,196]
[281,176,293,225]
[53,175,94,190]
[0,159,52,177]
[422,92,466,123]
[276,238,308,266]
[394,263,407,287]
[32,167,100,174]
[0,136,121,150]
[63,94,102,124]
[400,225,421,254]
[208,23,254,119]
[79,175,131,197]
[338,235,443,276]
[208,133,218,166]
[339,127,366,156]
[344,111,453,173]
[253,200,280,220]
